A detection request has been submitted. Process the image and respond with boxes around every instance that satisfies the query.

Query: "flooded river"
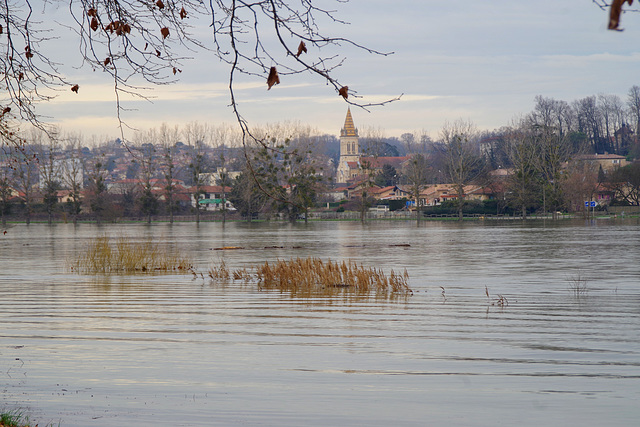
[1,220,639,426]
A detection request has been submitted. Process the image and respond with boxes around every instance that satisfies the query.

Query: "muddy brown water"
[1,220,639,426]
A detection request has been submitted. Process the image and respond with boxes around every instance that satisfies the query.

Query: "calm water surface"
[1,220,639,426]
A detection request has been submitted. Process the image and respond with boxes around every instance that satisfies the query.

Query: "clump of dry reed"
[207,260,254,283]
[208,259,230,280]
[255,257,412,295]
[69,236,193,274]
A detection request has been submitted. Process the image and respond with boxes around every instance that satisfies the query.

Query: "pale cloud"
[38,1,640,141]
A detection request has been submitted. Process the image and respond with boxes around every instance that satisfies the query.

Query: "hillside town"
[2,97,640,224]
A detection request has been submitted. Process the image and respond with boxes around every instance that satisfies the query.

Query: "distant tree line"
[3,85,640,224]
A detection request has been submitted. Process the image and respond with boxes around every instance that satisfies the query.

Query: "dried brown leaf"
[71,84,79,93]
[90,17,99,32]
[609,0,634,30]
[2,107,11,115]
[180,7,188,19]
[87,8,97,17]
[338,86,348,99]
[156,0,165,9]
[160,27,169,39]
[104,57,111,66]
[267,66,280,90]
[105,21,121,33]
[0,24,3,35]
[296,41,307,58]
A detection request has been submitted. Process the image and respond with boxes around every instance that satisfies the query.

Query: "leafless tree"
[438,119,485,220]
[157,123,181,223]
[0,154,13,225]
[403,153,430,224]
[401,131,432,156]
[531,96,574,138]
[359,126,386,158]
[503,124,539,219]
[562,159,599,216]
[598,93,621,145]
[133,129,159,224]
[627,85,640,138]
[531,125,573,218]
[183,121,209,223]
[84,149,110,223]
[60,133,85,223]
[1,0,398,157]
[34,128,62,224]
[573,96,602,151]
[210,123,241,224]
[10,145,37,224]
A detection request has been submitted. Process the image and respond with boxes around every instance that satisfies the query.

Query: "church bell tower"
[337,108,360,183]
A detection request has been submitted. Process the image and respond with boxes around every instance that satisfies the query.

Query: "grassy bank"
[0,409,54,427]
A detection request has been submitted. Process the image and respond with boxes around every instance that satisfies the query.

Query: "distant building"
[335,109,410,184]
[336,108,361,183]
[577,153,628,172]
[191,185,235,211]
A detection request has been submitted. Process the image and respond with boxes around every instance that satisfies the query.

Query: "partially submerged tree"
[563,159,600,216]
[57,133,86,223]
[532,125,572,218]
[34,129,62,224]
[10,147,37,224]
[183,122,210,223]
[403,153,430,224]
[133,134,159,224]
[503,125,539,219]
[229,167,268,222]
[438,119,485,220]
[85,151,110,223]
[0,164,12,225]
[157,124,181,223]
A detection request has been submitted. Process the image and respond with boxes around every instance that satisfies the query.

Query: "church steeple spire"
[341,108,358,137]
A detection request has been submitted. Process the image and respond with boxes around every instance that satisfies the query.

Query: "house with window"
[418,184,492,207]
[191,185,235,211]
[370,185,409,201]
[578,153,628,172]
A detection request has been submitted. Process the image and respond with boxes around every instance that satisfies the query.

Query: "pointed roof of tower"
[341,108,358,137]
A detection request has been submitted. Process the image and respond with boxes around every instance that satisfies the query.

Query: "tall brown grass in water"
[69,236,193,274]
[255,257,412,295]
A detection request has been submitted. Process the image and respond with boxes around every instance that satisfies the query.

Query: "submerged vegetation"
[257,258,411,295]
[70,238,410,298]
[208,257,412,297]
[69,236,193,274]
[567,271,589,296]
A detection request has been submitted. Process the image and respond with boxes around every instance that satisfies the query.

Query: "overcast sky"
[40,0,640,142]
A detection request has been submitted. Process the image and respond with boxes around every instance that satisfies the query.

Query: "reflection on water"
[1,220,639,426]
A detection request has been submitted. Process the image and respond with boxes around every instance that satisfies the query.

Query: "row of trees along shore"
[2,89,640,225]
